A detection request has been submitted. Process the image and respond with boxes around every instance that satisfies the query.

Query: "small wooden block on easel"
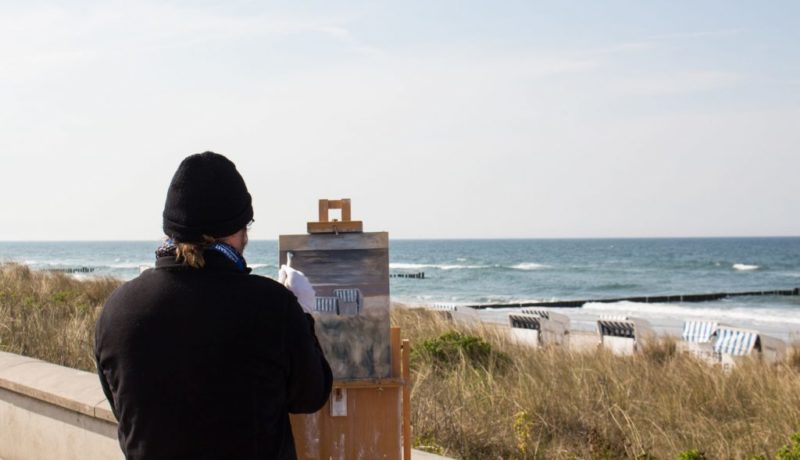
[307,199,363,234]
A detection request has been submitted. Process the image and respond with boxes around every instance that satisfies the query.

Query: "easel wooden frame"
[290,327,411,459]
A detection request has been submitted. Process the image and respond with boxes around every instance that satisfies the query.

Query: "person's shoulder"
[101,271,150,306]
[243,272,282,287]
[242,273,292,299]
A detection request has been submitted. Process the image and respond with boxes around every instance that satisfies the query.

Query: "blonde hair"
[175,235,215,269]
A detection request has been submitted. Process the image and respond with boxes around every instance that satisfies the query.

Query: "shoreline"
[395,299,800,343]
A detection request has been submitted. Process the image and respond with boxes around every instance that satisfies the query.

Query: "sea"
[2,238,799,340]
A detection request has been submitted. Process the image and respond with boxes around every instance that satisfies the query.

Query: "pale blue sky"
[1,1,798,240]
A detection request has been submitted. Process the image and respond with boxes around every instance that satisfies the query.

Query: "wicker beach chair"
[681,320,719,343]
[596,317,654,355]
[520,308,550,319]
[678,320,720,362]
[713,326,759,356]
[509,312,570,348]
[508,313,542,347]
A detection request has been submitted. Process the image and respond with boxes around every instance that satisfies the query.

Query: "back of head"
[162,151,253,243]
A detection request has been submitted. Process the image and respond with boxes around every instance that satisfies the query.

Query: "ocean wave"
[733,263,759,271]
[390,263,489,270]
[582,301,800,326]
[390,262,549,271]
[249,263,274,269]
[594,282,639,290]
[509,262,548,271]
[23,260,76,267]
[109,263,152,269]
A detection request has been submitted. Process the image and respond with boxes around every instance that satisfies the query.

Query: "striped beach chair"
[520,310,571,344]
[678,320,720,363]
[509,314,542,330]
[681,321,719,343]
[431,303,457,312]
[508,313,542,347]
[509,312,571,348]
[520,308,551,319]
[597,319,635,338]
[315,296,339,315]
[333,288,362,315]
[597,317,654,355]
[713,327,759,356]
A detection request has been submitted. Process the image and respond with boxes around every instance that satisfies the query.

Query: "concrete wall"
[0,351,122,460]
[0,351,445,460]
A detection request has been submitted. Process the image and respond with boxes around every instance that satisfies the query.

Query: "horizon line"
[1,235,799,243]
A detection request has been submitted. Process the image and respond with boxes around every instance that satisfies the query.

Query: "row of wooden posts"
[465,288,800,309]
[390,272,425,279]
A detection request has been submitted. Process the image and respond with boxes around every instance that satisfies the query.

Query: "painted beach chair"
[596,316,655,356]
[315,296,340,315]
[333,288,362,316]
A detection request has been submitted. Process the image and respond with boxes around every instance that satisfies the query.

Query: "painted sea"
[2,238,799,339]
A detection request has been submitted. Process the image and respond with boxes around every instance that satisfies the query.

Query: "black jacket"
[95,250,332,460]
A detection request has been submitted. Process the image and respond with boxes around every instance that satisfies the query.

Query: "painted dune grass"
[393,307,800,460]
[2,263,800,459]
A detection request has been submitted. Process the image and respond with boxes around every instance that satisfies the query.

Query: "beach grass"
[0,263,119,371]
[393,307,800,460]
[2,263,800,459]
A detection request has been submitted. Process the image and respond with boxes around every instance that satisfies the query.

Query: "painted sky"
[1,1,798,240]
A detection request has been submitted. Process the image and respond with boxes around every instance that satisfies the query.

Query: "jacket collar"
[155,249,252,274]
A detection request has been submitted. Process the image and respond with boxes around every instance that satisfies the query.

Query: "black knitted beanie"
[162,152,253,242]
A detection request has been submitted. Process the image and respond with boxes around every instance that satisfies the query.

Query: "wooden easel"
[290,327,411,460]
[287,199,411,459]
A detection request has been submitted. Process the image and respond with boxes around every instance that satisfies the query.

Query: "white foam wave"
[582,301,800,326]
[110,263,151,269]
[390,263,489,270]
[23,260,74,267]
[733,263,759,271]
[249,263,273,269]
[509,262,548,270]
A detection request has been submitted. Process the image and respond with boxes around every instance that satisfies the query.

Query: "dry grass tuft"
[0,263,120,371]
[393,307,800,460]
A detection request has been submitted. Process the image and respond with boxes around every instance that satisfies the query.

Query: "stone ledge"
[0,351,114,421]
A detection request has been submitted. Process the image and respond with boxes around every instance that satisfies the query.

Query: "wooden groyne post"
[466,287,800,310]
[390,272,425,279]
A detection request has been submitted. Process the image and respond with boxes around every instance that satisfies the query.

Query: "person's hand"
[278,265,316,314]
